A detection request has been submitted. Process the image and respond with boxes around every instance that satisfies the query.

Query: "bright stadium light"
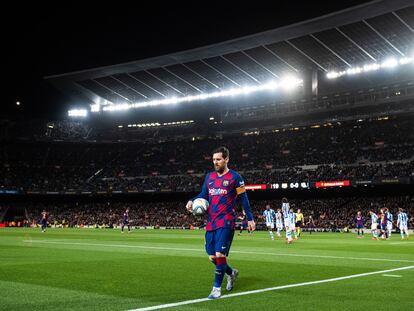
[68,109,88,117]
[381,58,398,68]
[327,55,413,79]
[100,78,302,112]
[280,76,303,91]
[91,104,100,112]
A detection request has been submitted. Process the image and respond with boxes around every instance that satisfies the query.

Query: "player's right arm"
[186,174,209,213]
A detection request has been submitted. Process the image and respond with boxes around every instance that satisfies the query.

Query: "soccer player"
[186,146,255,299]
[237,211,251,236]
[290,207,298,240]
[369,210,378,240]
[385,208,393,239]
[282,198,294,243]
[263,204,276,240]
[397,208,409,240]
[354,211,365,238]
[275,208,283,238]
[121,208,131,233]
[39,210,48,233]
[379,208,388,239]
[295,208,304,237]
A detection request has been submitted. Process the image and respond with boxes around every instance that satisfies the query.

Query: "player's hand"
[248,220,256,232]
[186,200,193,213]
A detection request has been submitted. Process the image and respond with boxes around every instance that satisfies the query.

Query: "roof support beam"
[220,55,261,84]
[111,75,148,99]
[362,19,405,56]
[126,73,167,98]
[240,50,279,79]
[261,45,299,73]
[335,27,377,62]
[162,67,203,93]
[181,63,221,89]
[285,40,327,72]
[200,59,241,87]
[310,34,352,68]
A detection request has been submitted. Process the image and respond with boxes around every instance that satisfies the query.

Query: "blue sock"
[225,263,233,275]
[214,257,227,288]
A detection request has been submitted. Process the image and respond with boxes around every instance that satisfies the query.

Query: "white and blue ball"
[192,198,209,216]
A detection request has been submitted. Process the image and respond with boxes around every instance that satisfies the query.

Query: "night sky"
[4,1,372,119]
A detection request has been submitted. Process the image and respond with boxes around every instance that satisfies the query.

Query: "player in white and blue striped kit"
[397,208,409,240]
[282,198,296,244]
[386,208,393,239]
[263,204,276,240]
[275,209,283,238]
[369,210,378,240]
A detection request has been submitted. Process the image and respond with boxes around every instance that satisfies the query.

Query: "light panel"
[96,78,302,113]
[327,55,413,79]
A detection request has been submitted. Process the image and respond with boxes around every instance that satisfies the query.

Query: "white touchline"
[22,240,414,263]
[128,265,414,311]
[22,240,414,264]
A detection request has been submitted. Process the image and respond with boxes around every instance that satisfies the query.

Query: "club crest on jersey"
[223,180,229,186]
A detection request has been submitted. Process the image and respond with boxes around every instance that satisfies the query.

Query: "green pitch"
[0,228,413,311]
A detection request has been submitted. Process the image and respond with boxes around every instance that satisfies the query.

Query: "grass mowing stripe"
[381,274,402,277]
[127,265,414,311]
[23,240,414,264]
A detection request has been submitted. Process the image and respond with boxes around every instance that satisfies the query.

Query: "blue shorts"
[357,224,364,229]
[205,227,234,256]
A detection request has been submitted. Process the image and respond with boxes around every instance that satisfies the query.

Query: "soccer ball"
[192,198,209,216]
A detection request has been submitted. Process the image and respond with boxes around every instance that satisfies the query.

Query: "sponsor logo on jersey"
[209,188,228,196]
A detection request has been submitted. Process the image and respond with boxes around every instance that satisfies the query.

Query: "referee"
[295,209,304,237]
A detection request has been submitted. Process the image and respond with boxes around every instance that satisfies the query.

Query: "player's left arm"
[235,175,255,231]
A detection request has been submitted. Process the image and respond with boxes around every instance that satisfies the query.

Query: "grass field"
[0,228,413,311]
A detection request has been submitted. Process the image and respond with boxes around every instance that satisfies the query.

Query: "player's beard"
[215,164,224,174]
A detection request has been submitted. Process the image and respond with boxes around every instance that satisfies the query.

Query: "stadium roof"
[46,0,414,110]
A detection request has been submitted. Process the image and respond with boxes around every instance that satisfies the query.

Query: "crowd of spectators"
[2,196,409,230]
[1,116,413,193]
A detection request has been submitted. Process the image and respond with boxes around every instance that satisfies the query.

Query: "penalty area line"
[128,265,414,311]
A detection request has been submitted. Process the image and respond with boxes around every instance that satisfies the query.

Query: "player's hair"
[212,146,229,159]
[282,197,288,203]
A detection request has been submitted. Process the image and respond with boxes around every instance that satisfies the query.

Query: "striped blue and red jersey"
[193,169,253,231]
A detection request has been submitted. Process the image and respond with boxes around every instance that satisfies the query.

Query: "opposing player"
[263,204,276,240]
[186,146,255,299]
[275,208,283,238]
[39,210,48,233]
[290,206,298,240]
[354,211,365,238]
[121,208,131,233]
[369,210,378,240]
[295,208,304,237]
[397,208,409,240]
[386,208,393,239]
[282,198,295,243]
